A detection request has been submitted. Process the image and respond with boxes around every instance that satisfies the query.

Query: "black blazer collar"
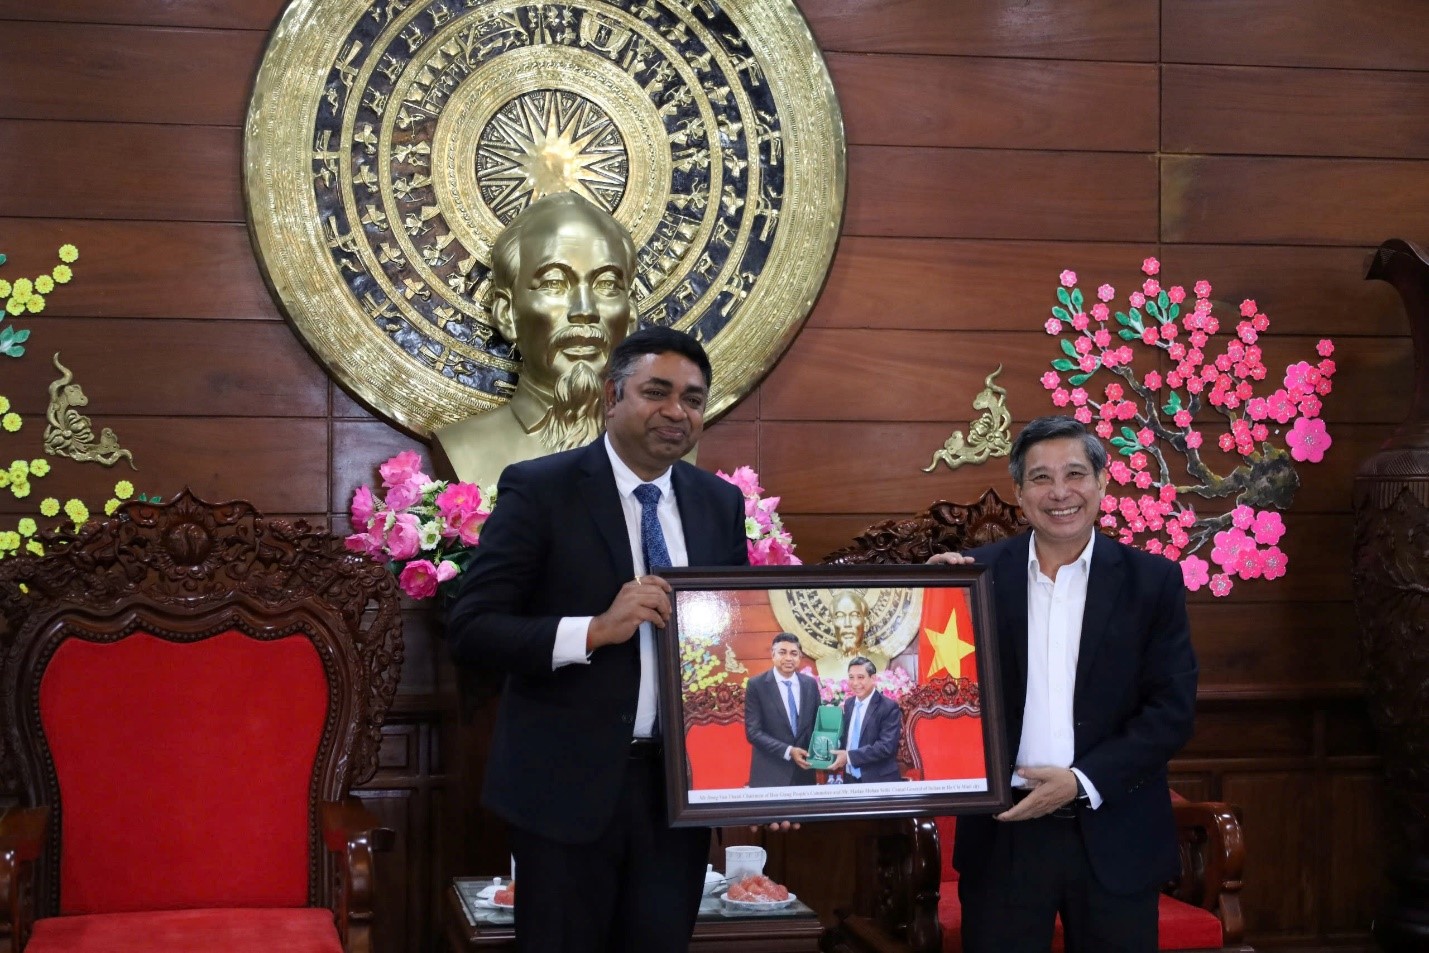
[576,439,634,579]
[1074,533,1126,693]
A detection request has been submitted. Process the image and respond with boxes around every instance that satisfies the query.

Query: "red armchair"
[0,492,403,953]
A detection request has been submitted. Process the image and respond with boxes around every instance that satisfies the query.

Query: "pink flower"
[1060,270,1078,287]
[1117,346,1135,364]
[1095,420,1114,439]
[1284,361,1319,395]
[1129,292,1146,309]
[1252,510,1285,546]
[1141,257,1160,276]
[1211,527,1250,568]
[1317,339,1335,357]
[1208,573,1234,597]
[1129,451,1149,470]
[1194,280,1212,297]
[718,466,764,497]
[384,481,422,512]
[1239,299,1258,318]
[1069,387,1089,406]
[1117,400,1138,420]
[384,513,422,561]
[380,450,430,489]
[1298,394,1323,418]
[1178,509,1197,527]
[1041,371,1061,390]
[1237,321,1258,344]
[1234,548,1264,580]
[436,483,488,523]
[1184,430,1203,449]
[1168,285,1186,304]
[398,559,458,599]
[1180,555,1210,591]
[448,509,488,546]
[1252,313,1269,332]
[1245,397,1269,421]
[350,485,377,530]
[1093,328,1112,348]
[1230,505,1254,530]
[1160,323,1178,341]
[1173,410,1192,428]
[1250,423,1269,442]
[1071,312,1090,331]
[1100,514,1118,529]
[1073,406,1093,424]
[1100,495,1119,513]
[1143,278,1161,297]
[1163,545,1182,561]
[1159,483,1178,504]
[1109,461,1133,484]
[1134,471,1153,489]
[1288,417,1332,463]
[1045,318,1062,335]
[1140,326,1160,345]
[1267,390,1296,424]
[1260,546,1287,580]
[343,530,383,558]
[1074,336,1093,355]
[1104,382,1124,401]
[1146,538,1163,554]
[1318,358,1337,377]
[1137,428,1154,447]
[1143,371,1162,390]
[1079,354,1098,372]
[1097,284,1115,302]
[1091,302,1110,321]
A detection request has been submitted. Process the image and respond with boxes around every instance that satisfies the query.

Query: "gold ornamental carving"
[44,354,136,470]
[244,0,845,437]
[924,365,1012,473]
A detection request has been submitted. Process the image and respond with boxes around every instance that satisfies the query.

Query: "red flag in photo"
[918,586,977,681]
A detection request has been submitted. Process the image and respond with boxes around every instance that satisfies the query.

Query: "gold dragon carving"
[44,353,137,470]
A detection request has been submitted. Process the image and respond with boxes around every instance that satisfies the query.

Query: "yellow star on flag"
[925,612,975,679]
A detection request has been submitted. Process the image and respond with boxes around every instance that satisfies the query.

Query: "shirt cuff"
[1070,767,1102,809]
[783,746,792,761]
[552,617,594,669]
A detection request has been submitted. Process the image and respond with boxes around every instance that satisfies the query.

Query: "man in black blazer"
[743,632,819,787]
[446,327,749,952]
[934,415,1198,952]
[831,656,903,783]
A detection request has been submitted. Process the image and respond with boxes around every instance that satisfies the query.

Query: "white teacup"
[724,845,767,880]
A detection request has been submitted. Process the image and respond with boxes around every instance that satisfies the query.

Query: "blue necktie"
[783,679,799,735]
[847,701,864,778]
[632,483,671,571]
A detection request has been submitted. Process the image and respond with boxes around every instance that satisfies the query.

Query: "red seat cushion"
[936,881,1224,951]
[27,908,343,953]
[39,630,327,913]
[685,721,751,790]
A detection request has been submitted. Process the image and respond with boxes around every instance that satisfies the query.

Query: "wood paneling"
[1324,773,1388,933]
[0,22,261,125]
[1162,156,1429,246]
[1222,772,1320,937]
[0,219,282,320]
[1163,65,1429,160]
[0,120,243,222]
[1184,514,1353,605]
[846,147,1159,241]
[1163,0,1429,71]
[0,3,283,29]
[1190,601,1361,691]
[2,319,327,416]
[332,421,431,523]
[831,54,1157,151]
[802,0,1158,61]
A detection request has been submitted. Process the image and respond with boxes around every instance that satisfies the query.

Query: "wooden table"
[445,878,825,952]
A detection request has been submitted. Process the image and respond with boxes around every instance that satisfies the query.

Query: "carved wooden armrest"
[831,816,941,953]
[0,807,48,953]
[1169,799,1245,943]
[321,799,394,953]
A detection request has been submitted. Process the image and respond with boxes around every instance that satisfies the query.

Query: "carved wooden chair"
[819,492,1250,953]
[0,491,403,953]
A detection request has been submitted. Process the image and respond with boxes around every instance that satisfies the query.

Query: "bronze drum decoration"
[244,0,845,437]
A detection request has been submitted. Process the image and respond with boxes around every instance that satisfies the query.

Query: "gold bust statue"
[429,192,638,488]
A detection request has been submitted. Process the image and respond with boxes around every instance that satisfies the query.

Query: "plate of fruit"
[720,874,796,910]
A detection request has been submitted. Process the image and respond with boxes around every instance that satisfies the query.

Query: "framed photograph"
[656,564,1009,826]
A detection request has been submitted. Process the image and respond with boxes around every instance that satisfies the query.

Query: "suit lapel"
[670,463,718,566]
[995,536,1031,720]
[1074,534,1125,697]
[577,441,635,580]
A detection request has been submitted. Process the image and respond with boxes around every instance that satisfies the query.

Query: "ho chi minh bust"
[429,192,639,489]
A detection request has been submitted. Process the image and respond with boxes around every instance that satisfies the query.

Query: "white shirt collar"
[1027,531,1097,581]
[604,434,673,501]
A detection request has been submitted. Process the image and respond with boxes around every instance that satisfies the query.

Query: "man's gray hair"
[1007,415,1108,486]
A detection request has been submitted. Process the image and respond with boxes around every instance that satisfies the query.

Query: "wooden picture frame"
[657,564,1009,826]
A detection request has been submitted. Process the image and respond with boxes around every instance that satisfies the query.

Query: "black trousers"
[958,812,1159,953]
[508,749,710,953]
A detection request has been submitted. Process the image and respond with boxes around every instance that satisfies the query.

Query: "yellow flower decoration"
[52,264,72,284]
[26,295,44,314]
[64,499,89,525]
[0,280,9,297]
[28,458,48,477]
[58,244,78,263]
[11,481,30,499]
[104,498,121,516]
[5,298,23,317]
[0,533,18,553]
[17,518,36,537]
[2,413,21,432]
[0,396,9,414]
[0,472,9,489]
[114,480,134,500]
[34,275,54,294]
[12,278,32,301]
[39,498,60,518]
[9,461,28,481]
[26,541,43,556]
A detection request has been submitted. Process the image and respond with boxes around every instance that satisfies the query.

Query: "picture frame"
[657,563,1010,826]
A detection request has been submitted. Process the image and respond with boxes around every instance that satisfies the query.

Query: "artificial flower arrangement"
[1040,257,1336,597]
[808,664,917,706]
[349,455,799,604]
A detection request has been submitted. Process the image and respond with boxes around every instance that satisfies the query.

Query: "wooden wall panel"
[1190,602,1361,692]
[1,319,327,417]
[0,22,261,125]
[1162,155,1429,246]
[831,54,1157,151]
[1163,0,1429,71]
[0,219,282,320]
[846,147,1159,240]
[802,0,1158,60]
[1222,772,1320,937]
[0,120,243,221]
[1324,773,1388,934]
[0,3,282,29]
[1163,65,1429,160]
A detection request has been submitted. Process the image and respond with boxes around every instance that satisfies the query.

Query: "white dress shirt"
[774,674,803,759]
[549,435,689,739]
[1013,531,1102,808]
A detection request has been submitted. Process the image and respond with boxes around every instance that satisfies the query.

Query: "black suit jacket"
[445,438,749,843]
[952,531,1198,894]
[840,690,903,782]
[744,669,819,786]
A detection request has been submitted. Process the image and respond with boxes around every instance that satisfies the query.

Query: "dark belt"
[629,738,663,759]
[1011,787,1078,820]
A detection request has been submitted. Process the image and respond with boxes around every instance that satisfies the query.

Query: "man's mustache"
[550,325,610,353]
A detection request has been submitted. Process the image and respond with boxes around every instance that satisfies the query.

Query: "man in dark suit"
[934,415,1198,952]
[446,326,749,952]
[743,632,819,787]
[830,656,903,783]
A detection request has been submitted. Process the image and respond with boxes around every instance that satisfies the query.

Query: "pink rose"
[350,485,377,530]
[385,481,422,512]
[398,559,458,600]
[379,450,430,489]
[343,530,384,558]
[384,512,422,561]
[448,510,488,547]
